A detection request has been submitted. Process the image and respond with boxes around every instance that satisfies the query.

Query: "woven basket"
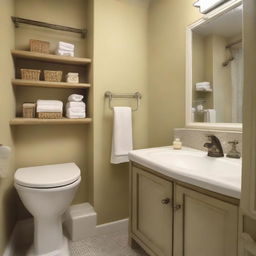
[44,70,63,82]
[21,69,41,81]
[38,112,62,119]
[23,103,36,118]
[30,39,50,54]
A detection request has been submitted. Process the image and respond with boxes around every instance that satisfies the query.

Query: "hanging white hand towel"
[111,107,133,164]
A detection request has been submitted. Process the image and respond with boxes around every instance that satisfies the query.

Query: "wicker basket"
[38,112,62,119]
[23,103,36,118]
[44,70,63,82]
[21,69,41,81]
[30,39,50,54]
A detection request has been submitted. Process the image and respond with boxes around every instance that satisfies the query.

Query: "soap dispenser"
[173,138,182,150]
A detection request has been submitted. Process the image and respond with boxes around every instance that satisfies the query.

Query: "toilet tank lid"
[14,163,81,188]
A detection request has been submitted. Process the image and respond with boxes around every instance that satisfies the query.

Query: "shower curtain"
[231,48,243,123]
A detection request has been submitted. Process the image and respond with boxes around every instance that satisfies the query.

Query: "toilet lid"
[14,163,81,188]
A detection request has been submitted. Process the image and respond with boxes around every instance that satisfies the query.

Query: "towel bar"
[104,91,142,111]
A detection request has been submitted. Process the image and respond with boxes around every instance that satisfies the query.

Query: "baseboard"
[96,218,129,236]
[2,224,18,256]
[3,217,129,255]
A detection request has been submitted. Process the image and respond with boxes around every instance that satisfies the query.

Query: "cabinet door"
[241,0,256,219]
[174,185,238,256]
[132,166,173,256]
[240,232,256,256]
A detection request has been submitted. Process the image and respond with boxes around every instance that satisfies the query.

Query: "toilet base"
[27,236,70,256]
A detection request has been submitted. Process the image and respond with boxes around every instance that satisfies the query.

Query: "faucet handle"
[227,140,240,159]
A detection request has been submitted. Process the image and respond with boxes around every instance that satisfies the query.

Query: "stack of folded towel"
[56,41,74,57]
[36,100,63,113]
[196,82,212,91]
[66,94,86,119]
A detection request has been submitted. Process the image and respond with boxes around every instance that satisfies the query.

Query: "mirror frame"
[186,0,243,131]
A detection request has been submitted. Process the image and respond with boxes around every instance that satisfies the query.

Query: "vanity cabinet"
[173,185,238,256]
[131,166,173,256]
[129,163,239,256]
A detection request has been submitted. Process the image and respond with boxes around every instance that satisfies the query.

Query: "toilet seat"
[14,162,81,188]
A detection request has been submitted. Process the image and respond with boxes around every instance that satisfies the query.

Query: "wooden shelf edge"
[10,118,92,125]
[11,50,91,65]
[12,79,91,89]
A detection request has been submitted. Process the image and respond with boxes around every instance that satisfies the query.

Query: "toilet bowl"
[14,163,81,256]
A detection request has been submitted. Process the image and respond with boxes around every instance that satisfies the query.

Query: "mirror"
[187,2,243,129]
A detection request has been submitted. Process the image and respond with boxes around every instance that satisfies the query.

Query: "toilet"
[14,163,81,256]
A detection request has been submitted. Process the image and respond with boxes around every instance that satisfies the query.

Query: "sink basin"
[129,146,242,198]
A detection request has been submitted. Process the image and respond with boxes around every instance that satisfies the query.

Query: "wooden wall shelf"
[10,118,92,125]
[12,79,91,89]
[11,50,91,66]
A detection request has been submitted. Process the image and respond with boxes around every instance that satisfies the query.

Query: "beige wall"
[0,1,209,250]
[13,0,150,225]
[0,0,16,254]
[93,0,149,224]
[148,0,202,147]
[14,0,90,219]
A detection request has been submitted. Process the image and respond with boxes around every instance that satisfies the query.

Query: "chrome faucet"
[204,135,224,157]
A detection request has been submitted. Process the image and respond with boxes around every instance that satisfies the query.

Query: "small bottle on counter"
[173,138,182,150]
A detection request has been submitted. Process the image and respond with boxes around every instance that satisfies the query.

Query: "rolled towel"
[37,105,63,113]
[56,49,74,57]
[37,100,63,107]
[68,94,84,102]
[66,102,85,108]
[58,41,75,51]
[66,106,85,113]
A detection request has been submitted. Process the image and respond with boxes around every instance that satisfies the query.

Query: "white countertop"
[129,146,242,199]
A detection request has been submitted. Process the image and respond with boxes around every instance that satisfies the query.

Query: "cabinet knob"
[161,198,170,204]
[174,204,182,211]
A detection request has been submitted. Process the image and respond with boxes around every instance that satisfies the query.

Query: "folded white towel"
[111,107,133,164]
[56,49,74,57]
[66,107,85,113]
[58,41,75,51]
[196,81,210,87]
[37,105,63,113]
[66,113,85,119]
[196,85,210,89]
[37,100,63,107]
[68,94,84,102]
[196,82,211,91]
[66,102,85,108]
[66,110,86,119]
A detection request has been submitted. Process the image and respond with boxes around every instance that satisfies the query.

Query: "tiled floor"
[15,230,147,256]
[69,230,147,256]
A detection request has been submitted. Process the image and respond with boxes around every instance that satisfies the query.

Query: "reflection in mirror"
[191,4,243,124]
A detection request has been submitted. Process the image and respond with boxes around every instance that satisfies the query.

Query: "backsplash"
[174,128,242,155]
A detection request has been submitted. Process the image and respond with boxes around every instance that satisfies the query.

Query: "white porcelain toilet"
[14,163,81,256]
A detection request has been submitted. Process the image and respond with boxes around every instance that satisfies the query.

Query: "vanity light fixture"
[193,0,229,14]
